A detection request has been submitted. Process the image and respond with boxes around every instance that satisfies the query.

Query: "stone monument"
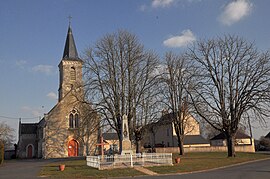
[121,114,133,155]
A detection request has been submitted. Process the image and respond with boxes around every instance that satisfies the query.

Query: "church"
[17,24,99,159]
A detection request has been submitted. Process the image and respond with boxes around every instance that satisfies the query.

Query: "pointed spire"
[62,23,80,60]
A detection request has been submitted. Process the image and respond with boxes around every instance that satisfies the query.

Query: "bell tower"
[58,24,83,102]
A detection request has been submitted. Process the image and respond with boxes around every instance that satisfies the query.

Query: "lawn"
[40,152,270,178]
[40,159,144,178]
[147,152,270,174]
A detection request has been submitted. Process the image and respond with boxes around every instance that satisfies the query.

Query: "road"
[0,159,51,179]
[131,158,270,179]
[0,158,270,178]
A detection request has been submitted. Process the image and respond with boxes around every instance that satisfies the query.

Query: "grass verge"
[39,160,144,178]
[147,152,270,174]
[40,152,270,178]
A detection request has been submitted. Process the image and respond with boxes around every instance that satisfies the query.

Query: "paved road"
[0,157,84,179]
[0,159,51,179]
[132,158,270,179]
[1,158,270,178]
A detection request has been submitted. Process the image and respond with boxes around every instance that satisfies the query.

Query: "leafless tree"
[0,122,15,149]
[83,30,160,153]
[187,35,270,157]
[159,52,194,155]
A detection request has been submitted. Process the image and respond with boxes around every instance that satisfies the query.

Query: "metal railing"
[86,153,172,170]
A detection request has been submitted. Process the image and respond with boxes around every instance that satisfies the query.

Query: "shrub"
[0,140,4,165]
[259,137,270,151]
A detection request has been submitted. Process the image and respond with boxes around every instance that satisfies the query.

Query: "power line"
[0,115,39,120]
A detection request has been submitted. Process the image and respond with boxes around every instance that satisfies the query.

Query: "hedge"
[0,140,4,165]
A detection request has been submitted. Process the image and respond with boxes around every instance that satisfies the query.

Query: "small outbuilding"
[210,131,253,146]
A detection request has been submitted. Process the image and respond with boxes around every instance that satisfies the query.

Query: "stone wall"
[155,144,255,153]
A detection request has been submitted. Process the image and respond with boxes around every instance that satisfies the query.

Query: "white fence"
[86,153,173,170]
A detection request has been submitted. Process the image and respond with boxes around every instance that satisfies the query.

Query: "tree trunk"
[118,133,122,154]
[226,135,236,157]
[177,134,184,155]
[135,139,140,153]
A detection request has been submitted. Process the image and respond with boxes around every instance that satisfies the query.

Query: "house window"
[167,128,169,136]
[69,110,79,128]
[70,67,76,81]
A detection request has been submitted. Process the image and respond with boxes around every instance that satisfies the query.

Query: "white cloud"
[32,65,56,75]
[140,0,201,10]
[163,29,196,48]
[152,0,175,8]
[139,4,147,11]
[15,60,27,69]
[47,92,58,100]
[219,0,253,26]
[21,106,43,117]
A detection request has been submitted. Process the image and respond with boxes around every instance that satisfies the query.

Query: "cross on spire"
[68,15,72,26]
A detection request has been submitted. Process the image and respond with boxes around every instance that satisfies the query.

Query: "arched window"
[70,67,76,81]
[69,109,79,128]
[69,114,74,128]
[75,114,79,128]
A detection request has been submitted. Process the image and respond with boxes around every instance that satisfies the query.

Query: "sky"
[1,0,270,141]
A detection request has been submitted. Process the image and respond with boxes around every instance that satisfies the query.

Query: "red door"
[27,145,32,158]
[68,139,78,157]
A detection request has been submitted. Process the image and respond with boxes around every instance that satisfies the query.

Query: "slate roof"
[210,131,251,140]
[103,133,118,140]
[21,123,38,134]
[182,135,209,145]
[264,132,270,138]
[62,25,81,61]
[157,113,174,125]
[154,112,197,126]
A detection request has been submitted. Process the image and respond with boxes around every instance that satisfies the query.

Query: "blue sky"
[1,0,270,140]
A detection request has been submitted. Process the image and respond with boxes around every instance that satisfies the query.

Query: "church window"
[69,109,79,129]
[69,114,74,128]
[70,67,76,81]
[75,114,79,128]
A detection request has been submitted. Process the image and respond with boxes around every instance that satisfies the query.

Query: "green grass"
[39,160,144,178]
[40,152,270,178]
[147,152,270,174]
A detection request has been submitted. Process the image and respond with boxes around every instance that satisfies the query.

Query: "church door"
[68,139,78,157]
[27,145,33,158]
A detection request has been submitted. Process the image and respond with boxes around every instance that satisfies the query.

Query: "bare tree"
[159,52,193,155]
[0,122,15,149]
[187,35,270,157]
[83,30,160,153]
[200,121,220,140]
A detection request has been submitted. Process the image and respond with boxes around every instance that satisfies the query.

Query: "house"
[142,112,210,148]
[210,131,254,146]
[17,24,99,159]
[102,133,119,154]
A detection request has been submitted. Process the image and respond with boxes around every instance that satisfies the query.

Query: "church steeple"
[62,25,80,60]
[58,23,83,102]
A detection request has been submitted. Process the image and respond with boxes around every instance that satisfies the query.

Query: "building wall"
[43,56,98,158]
[142,115,201,148]
[172,115,200,136]
[155,143,255,153]
[17,134,38,158]
[58,60,83,101]
[211,138,253,146]
[154,124,174,147]
[44,95,98,158]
